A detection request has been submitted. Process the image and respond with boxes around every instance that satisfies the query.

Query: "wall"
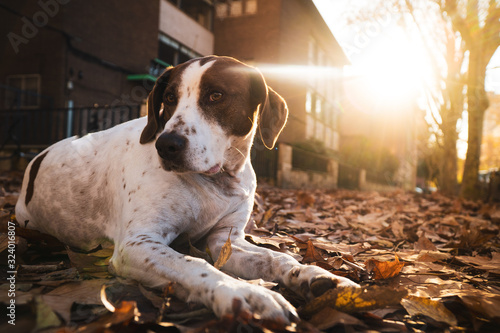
[160,0,214,56]
[1,0,67,108]
[0,0,159,109]
[276,143,338,189]
[214,0,281,64]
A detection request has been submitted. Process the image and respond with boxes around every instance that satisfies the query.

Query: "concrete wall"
[160,0,214,56]
[276,143,338,189]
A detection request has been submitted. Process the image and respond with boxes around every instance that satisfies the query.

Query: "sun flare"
[352,28,433,106]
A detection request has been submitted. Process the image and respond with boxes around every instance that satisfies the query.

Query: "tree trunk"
[440,121,459,196]
[460,47,489,200]
[439,71,463,196]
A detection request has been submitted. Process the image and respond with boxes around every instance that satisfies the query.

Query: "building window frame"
[5,74,41,109]
[158,33,202,66]
[216,0,257,18]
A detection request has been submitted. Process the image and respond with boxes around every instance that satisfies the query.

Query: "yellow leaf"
[93,257,111,266]
[401,296,457,326]
[214,228,233,270]
[299,285,407,317]
[90,247,115,258]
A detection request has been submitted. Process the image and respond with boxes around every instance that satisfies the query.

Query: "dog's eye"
[209,92,223,102]
[165,94,176,105]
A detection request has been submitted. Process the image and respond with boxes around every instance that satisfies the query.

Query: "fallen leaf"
[189,238,214,264]
[455,253,500,274]
[401,296,457,326]
[414,234,438,251]
[110,300,137,324]
[365,255,404,279]
[214,228,232,270]
[259,206,280,226]
[303,239,325,263]
[391,220,405,239]
[297,191,315,207]
[66,246,113,278]
[459,295,500,319]
[34,296,62,330]
[416,250,452,262]
[308,306,364,330]
[38,280,105,323]
[299,285,407,317]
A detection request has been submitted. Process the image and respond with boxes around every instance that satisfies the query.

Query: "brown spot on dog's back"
[25,151,49,206]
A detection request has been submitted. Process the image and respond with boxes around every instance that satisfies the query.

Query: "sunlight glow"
[352,26,433,106]
[257,64,340,80]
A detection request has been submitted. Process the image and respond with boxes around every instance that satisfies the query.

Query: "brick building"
[0,0,215,109]
[0,0,158,109]
[1,0,352,188]
[0,0,215,155]
[214,0,349,187]
[214,0,348,148]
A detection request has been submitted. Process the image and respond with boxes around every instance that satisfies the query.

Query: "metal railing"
[251,144,278,182]
[0,105,141,157]
[291,146,330,173]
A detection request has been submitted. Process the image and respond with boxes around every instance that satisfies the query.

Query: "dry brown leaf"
[459,295,500,319]
[188,238,214,264]
[391,220,405,239]
[299,285,407,317]
[303,239,325,264]
[415,234,438,251]
[416,250,451,262]
[214,228,232,270]
[34,296,62,331]
[245,234,283,250]
[308,306,364,330]
[365,255,404,280]
[455,253,500,274]
[41,279,107,322]
[401,296,457,326]
[297,191,315,207]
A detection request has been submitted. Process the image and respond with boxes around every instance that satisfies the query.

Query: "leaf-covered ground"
[1,170,500,332]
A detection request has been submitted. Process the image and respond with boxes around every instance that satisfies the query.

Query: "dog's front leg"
[208,228,359,300]
[110,232,297,321]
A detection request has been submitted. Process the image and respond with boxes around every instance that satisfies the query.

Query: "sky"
[313,0,500,92]
[312,0,500,159]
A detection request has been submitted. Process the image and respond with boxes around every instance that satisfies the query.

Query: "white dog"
[16,56,358,322]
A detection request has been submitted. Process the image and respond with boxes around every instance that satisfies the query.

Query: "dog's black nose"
[155,132,187,160]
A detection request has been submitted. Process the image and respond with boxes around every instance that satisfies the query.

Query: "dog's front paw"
[287,265,359,299]
[211,281,298,323]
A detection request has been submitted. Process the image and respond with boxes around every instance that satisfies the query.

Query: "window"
[216,3,228,18]
[230,0,242,16]
[315,96,323,120]
[245,0,257,14]
[305,90,313,113]
[315,122,324,141]
[217,0,257,18]
[306,114,314,139]
[168,0,214,31]
[149,59,170,77]
[308,37,317,66]
[158,34,201,66]
[325,128,332,149]
[5,74,40,109]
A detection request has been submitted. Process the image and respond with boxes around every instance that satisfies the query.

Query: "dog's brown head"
[140,56,288,175]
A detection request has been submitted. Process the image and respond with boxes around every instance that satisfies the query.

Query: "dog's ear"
[257,85,288,150]
[140,68,172,144]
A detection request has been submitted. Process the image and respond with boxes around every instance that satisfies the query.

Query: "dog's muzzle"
[155,132,187,170]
